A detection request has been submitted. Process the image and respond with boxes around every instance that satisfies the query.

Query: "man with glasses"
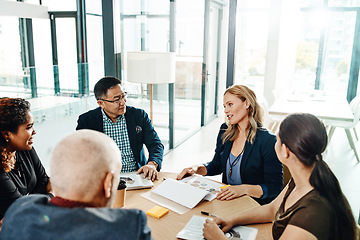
[76,77,163,181]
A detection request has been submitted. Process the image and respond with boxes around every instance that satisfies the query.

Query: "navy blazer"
[76,106,164,170]
[205,123,283,205]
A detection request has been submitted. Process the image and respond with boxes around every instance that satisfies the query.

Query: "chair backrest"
[350,95,360,113]
[352,97,360,125]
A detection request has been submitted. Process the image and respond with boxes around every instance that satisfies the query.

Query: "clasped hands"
[137,162,159,181]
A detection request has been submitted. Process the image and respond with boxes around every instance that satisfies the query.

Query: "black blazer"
[0,148,50,219]
[205,123,283,204]
[76,106,164,170]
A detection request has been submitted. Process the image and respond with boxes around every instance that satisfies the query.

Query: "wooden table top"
[121,172,272,240]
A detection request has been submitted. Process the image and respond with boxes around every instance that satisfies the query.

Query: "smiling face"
[223,92,249,125]
[97,84,127,121]
[7,111,36,152]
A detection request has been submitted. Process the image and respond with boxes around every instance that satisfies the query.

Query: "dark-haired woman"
[177,85,283,205]
[0,98,51,219]
[203,113,357,240]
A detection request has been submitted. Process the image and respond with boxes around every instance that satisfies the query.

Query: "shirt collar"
[101,108,124,123]
[49,196,95,208]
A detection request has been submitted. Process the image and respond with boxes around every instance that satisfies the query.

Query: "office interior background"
[1,0,360,220]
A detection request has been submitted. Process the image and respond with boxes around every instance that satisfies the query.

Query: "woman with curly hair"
[177,85,283,205]
[203,113,357,240]
[0,98,51,219]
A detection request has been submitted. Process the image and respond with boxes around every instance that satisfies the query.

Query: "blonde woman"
[177,85,283,204]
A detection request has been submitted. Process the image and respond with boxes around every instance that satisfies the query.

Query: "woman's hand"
[217,185,247,200]
[176,167,196,180]
[203,217,233,240]
[176,165,207,180]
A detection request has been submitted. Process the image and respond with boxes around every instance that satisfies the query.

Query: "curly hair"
[0,98,31,172]
[222,85,264,144]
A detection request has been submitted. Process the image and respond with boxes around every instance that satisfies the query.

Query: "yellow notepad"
[146,206,169,219]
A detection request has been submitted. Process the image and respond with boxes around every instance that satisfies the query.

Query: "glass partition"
[32,18,54,96]
[0,16,28,98]
[234,9,269,97]
[86,14,104,90]
[56,18,78,93]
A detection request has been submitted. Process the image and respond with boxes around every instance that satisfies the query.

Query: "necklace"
[228,129,250,178]
[228,146,245,178]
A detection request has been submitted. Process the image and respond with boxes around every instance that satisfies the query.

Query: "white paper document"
[177,215,258,240]
[119,172,154,190]
[179,175,224,201]
[141,175,224,214]
[152,178,209,209]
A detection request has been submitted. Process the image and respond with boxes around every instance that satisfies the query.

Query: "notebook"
[119,172,154,190]
[177,215,258,240]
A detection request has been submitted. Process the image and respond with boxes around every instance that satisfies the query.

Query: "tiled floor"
[162,116,360,221]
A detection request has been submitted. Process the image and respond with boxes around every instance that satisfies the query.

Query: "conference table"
[122,172,272,240]
[268,92,354,122]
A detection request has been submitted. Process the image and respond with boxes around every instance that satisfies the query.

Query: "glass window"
[176,0,204,56]
[234,10,269,97]
[148,18,169,51]
[123,18,142,51]
[122,0,141,15]
[86,15,104,91]
[292,9,357,98]
[32,18,54,96]
[25,0,40,4]
[0,17,27,98]
[292,11,321,93]
[55,18,78,93]
[86,0,102,15]
[174,0,203,142]
[41,0,76,11]
[148,0,169,14]
[329,0,360,7]
[320,11,356,96]
[300,0,324,8]
[238,0,271,8]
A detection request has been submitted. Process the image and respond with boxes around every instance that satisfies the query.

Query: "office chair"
[325,95,360,162]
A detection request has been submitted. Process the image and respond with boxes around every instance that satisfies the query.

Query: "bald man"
[0,130,152,240]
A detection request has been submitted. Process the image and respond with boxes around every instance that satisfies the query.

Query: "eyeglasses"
[100,92,127,103]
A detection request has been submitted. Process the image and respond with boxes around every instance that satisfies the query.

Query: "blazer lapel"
[240,138,255,178]
[124,107,137,157]
[221,141,233,179]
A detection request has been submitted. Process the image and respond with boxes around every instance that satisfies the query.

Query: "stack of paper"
[141,176,223,214]
[177,215,258,240]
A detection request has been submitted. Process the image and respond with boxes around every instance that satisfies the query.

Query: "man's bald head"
[50,130,122,204]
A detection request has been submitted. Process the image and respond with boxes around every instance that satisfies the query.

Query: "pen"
[201,211,218,218]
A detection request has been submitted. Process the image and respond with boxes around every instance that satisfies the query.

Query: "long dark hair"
[0,98,31,172]
[279,113,356,240]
